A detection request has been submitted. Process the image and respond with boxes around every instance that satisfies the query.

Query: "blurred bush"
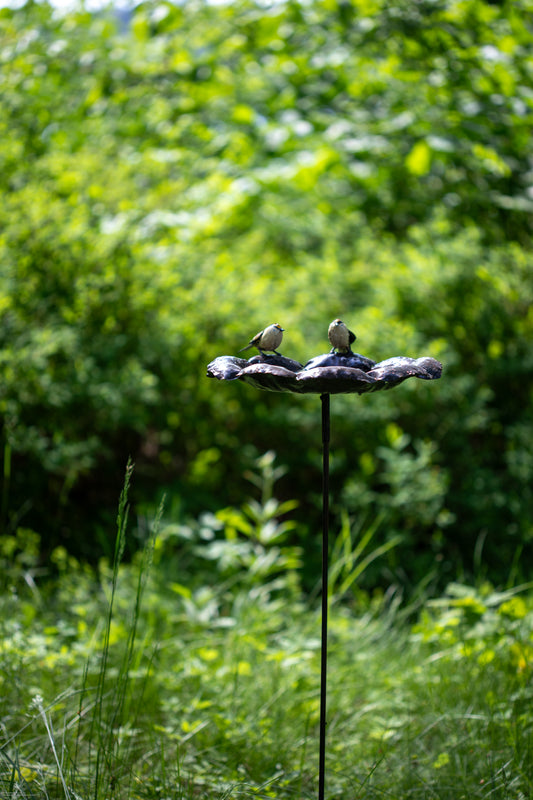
[0,0,532,585]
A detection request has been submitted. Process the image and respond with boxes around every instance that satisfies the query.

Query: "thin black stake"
[318,393,330,800]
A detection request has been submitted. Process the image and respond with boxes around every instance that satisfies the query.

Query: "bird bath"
[207,324,442,799]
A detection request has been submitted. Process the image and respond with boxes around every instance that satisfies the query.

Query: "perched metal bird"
[328,318,356,353]
[239,323,285,355]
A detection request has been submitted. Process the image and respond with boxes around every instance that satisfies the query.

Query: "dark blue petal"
[303,352,376,372]
[296,366,375,394]
[207,356,248,381]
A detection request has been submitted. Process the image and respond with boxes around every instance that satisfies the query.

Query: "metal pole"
[318,393,330,800]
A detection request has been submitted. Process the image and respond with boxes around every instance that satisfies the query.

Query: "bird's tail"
[238,343,252,352]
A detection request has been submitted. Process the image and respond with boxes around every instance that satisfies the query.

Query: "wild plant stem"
[92,458,133,798]
[319,393,330,800]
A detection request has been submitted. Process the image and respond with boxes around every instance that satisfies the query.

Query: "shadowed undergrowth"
[1,458,532,799]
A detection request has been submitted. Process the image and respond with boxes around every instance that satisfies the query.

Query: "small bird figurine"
[328,318,356,354]
[239,323,285,355]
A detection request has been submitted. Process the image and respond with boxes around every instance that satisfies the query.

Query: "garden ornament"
[207,321,442,800]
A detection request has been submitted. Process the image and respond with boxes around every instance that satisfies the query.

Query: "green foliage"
[0,0,532,584]
[1,476,533,799]
[156,450,303,606]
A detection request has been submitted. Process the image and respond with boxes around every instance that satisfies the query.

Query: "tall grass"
[87,459,161,799]
[1,456,532,799]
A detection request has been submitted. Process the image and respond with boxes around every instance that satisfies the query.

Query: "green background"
[1,0,532,589]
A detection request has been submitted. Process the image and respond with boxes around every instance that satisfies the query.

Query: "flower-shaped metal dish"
[207,351,442,394]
